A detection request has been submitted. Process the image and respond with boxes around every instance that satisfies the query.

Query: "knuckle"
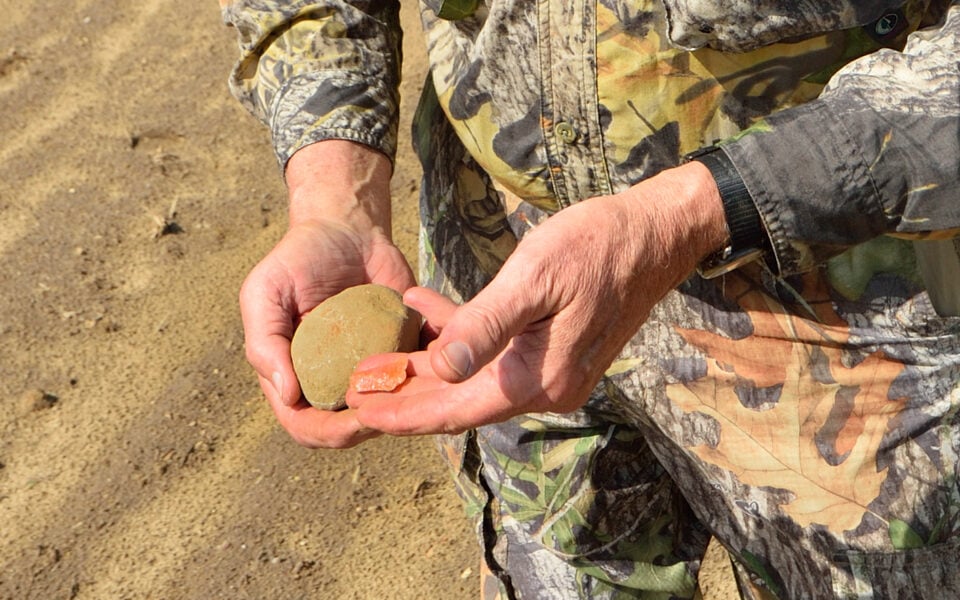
[244,342,265,370]
[237,271,261,307]
[441,420,469,436]
[465,302,507,346]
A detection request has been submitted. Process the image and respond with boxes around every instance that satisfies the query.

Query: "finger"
[428,276,543,383]
[404,350,436,376]
[240,273,302,406]
[354,368,518,435]
[263,380,380,449]
[402,286,458,341]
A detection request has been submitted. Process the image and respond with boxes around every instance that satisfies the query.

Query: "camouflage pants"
[440,417,712,600]
[433,262,960,600]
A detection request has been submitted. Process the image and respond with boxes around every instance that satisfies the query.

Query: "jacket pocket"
[833,536,960,598]
[660,0,907,51]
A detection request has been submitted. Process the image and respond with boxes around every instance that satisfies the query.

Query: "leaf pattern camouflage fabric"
[221,0,960,597]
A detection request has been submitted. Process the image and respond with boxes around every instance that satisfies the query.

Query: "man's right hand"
[239,141,415,449]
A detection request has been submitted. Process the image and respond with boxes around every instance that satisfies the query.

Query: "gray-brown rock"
[290,284,420,410]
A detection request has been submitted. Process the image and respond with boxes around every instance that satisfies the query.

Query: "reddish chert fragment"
[350,354,409,393]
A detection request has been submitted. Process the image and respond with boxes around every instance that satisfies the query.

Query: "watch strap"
[688,147,767,278]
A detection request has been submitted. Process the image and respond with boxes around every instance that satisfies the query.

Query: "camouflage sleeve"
[720,2,960,276]
[220,0,402,170]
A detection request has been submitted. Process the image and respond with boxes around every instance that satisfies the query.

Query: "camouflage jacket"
[222,0,958,281]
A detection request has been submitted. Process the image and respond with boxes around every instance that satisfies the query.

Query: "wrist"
[646,161,730,271]
[686,147,768,278]
[285,140,394,234]
[615,163,729,288]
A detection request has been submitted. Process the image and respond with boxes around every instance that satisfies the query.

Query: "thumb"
[239,266,302,407]
[429,279,543,383]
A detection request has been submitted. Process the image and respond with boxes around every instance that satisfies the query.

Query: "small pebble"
[17,389,58,415]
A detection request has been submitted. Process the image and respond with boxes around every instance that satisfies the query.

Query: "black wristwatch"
[686,146,768,279]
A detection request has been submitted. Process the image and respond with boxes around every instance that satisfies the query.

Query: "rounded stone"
[290,284,420,410]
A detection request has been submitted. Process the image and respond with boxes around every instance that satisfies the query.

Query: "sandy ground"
[0,1,735,599]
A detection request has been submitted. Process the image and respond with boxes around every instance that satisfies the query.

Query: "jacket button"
[875,13,898,36]
[554,121,578,144]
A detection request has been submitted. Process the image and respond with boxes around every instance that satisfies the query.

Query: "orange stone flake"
[350,354,409,393]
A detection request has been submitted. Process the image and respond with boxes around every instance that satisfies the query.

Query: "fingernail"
[271,372,286,405]
[440,341,473,379]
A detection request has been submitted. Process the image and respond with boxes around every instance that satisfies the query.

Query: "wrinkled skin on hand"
[239,141,415,448]
[240,219,414,447]
[347,164,726,435]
